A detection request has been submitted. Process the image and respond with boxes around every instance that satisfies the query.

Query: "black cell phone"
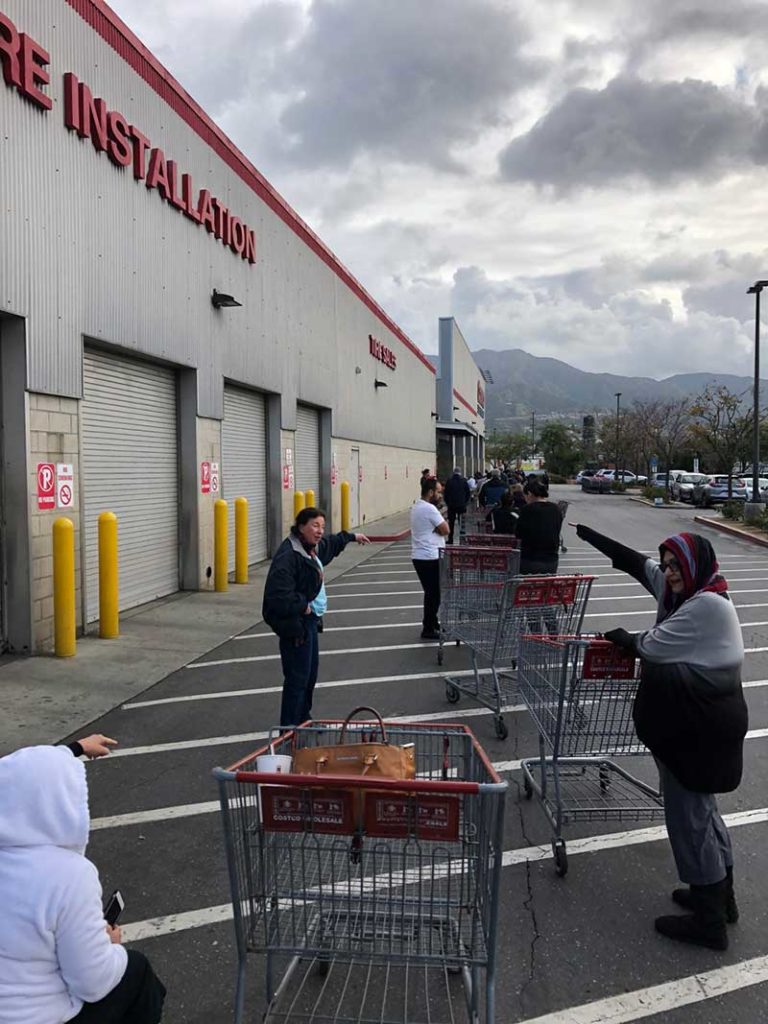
[103,890,125,927]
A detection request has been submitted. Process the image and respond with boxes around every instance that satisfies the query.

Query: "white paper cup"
[256,754,293,774]
[255,754,293,822]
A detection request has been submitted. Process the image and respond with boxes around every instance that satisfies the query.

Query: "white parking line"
[106,702,524,758]
[514,953,768,1024]
[188,641,438,668]
[92,729,768,830]
[119,805,768,943]
[124,652,768,708]
[122,668,490,709]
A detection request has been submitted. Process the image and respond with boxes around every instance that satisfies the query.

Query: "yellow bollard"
[293,490,305,519]
[235,497,248,584]
[305,488,316,508]
[98,511,119,638]
[341,481,351,532]
[53,518,76,657]
[214,498,228,592]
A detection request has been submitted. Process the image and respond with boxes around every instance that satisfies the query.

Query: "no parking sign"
[37,463,55,510]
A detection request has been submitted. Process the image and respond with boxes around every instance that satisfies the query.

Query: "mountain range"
[452,349,765,430]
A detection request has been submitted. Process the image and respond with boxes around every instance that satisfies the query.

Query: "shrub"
[548,473,567,484]
[611,480,627,493]
[722,500,744,521]
[642,485,666,501]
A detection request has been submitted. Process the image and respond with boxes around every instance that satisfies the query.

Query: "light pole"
[615,392,622,480]
[746,281,768,521]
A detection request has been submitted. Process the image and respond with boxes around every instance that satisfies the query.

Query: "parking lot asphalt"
[65,487,768,1024]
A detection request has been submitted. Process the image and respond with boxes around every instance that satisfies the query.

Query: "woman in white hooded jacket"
[0,744,165,1024]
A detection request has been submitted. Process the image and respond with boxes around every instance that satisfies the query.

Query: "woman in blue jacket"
[262,507,370,727]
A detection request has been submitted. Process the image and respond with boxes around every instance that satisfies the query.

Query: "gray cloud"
[499,76,757,188]
[275,0,542,170]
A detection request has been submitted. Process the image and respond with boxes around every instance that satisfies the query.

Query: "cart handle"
[213,768,506,794]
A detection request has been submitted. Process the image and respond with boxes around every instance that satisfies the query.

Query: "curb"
[693,516,768,549]
[628,497,676,508]
[366,528,411,542]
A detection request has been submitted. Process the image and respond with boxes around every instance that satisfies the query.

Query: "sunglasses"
[661,558,681,575]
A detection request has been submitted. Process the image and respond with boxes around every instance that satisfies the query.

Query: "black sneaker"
[420,630,440,640]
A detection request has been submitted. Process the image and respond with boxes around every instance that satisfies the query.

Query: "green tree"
[689,385,752,488]
[539,422,582,477]
[486,431,530,465]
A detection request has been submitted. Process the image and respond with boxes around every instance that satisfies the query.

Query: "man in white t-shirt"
[410,477,449,639]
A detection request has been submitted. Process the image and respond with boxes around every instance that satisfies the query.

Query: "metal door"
[295,404,321,501]
[349,448,361,529]
[222,385,268,568]
[82,349,179,622]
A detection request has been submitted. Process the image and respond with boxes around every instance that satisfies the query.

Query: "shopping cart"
[437,546,521,668]
[462,534,519,548]
[556,500,569,553]
[443,575,595,740]
[214,720,507,1024]
[518,635,664,876]
[460,508,493,538]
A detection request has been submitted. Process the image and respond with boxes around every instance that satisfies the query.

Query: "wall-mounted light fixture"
[212,289,242,309]
[452,405,460,411]
[430,412,438,419]
[374,379,388,389]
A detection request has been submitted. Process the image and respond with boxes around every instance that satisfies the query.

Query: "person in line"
[443,466,471,544]
[477,468,507,508]
[510,482,527,510]
[490,490,518,534]
[572,524,748,951]
[0,744,166,1024]
[410,476,449,640]
[512,478,562,574]
[262,507,370,727]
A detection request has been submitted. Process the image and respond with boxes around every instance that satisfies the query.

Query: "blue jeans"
[279,616,319,727]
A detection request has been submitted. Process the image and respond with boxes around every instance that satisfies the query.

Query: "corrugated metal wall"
[222,386,268,566]
[2,1,436,454]
[295,405,321,499]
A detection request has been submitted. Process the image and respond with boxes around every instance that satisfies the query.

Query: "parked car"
[575,469,597,484]
[652,469,686,489]
[594,469,648,485]
[671,473,708,502]
[691,475,748,507]
[581,474,613,493]
[744,477,768,502]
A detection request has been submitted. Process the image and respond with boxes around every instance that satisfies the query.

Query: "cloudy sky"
[108,0,768,379]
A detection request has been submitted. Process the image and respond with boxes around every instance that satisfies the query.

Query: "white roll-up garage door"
[222,385,268,568]
[82,350,179,622]
[295,404,321,501]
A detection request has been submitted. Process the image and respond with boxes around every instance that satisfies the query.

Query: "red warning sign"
[200,461,211,494]
[37,463,56,510]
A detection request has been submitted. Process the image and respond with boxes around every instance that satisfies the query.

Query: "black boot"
[655,878,728,950]
[672,866,739,923]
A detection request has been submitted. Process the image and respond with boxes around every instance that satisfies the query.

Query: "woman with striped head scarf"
[573,524,748,951]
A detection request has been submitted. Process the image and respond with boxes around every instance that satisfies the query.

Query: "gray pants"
[658,760,733,886]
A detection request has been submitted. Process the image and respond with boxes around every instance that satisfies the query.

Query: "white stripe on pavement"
[105,702,524,758]
[122,668,491,709]
[513,953,768,1024]
[119,805,768,943]
[188,641,438,668]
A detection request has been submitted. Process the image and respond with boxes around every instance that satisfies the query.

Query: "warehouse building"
[0,0,458,653]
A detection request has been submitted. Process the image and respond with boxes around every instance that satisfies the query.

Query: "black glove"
[603,627,636,651]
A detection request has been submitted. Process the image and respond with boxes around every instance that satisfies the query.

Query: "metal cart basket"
[438,547,521,668]
[462,534,519,548]
[518,635,664,876]
[443,576,595,740]
[460,508,493,538]
[214,720,507,1024]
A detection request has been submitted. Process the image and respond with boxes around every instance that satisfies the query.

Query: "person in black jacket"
[443,467,471,544]
[262,507,370,727]
[572,522,748,951]
[512,478,562,573]
[490,491,518,534]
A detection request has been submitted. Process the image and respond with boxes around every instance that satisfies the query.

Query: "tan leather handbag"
[293,706,416,781]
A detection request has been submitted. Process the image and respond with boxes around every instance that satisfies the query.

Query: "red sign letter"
[20,33,51,110]
[0,12,21,89]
